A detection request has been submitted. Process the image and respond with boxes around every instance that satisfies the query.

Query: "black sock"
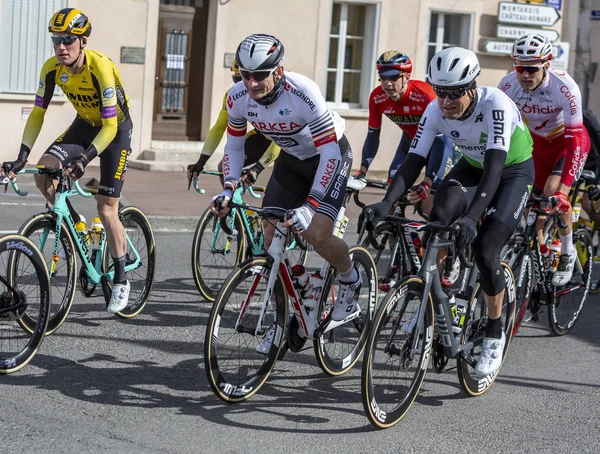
[485,316,503,339]
[112,254,127,284]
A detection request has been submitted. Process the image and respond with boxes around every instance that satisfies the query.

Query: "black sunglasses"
[514,64,545,74]
[232,75,242,84]
[240,68,277,82]
[379,74,402,82]
[51,35,79,46]
[433,86,469,100]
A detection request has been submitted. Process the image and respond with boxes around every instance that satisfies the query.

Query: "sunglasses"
[51,35,79,46]
[240,67,277,82]
[232,75,242,84]
[379,74,402,82]
[433,86,469,100]
[514,64,545,74]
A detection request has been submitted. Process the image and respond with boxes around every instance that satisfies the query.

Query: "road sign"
[482,40,513,55]
[546,0,562,10]
[498,1,561,26]
[496,25,560,42]
[592,11,600,20]
[550,41,570,71]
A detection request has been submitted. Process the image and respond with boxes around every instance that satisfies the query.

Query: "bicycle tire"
[101,206,156,318]
[16,213,76,335]
[314,246,378,376]
[457,262,516,397]
[588,227,600,294]
[191,207,245,302]
[1,235,51,373]
[501,236,533,336]
[548,228,592,335]
[204,257,288,402]
[361,276,434,429]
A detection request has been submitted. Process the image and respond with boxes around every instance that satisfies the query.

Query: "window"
[0,0,65,94]
[326,2,379,108]
[426,11,473,71]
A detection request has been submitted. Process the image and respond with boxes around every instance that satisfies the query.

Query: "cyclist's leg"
[387,134,409,183]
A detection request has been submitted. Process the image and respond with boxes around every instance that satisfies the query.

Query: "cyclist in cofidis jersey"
[499,33,591,286]
[1,8,133,314]
[363,47,534,377]
[209,34,360,353]
[187,60,280,187]
[349,51,453,203]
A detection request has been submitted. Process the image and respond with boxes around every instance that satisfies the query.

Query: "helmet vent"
[460,66,469,81]
[449,58,460,72]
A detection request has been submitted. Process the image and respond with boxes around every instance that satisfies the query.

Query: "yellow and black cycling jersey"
[22,49,130,155]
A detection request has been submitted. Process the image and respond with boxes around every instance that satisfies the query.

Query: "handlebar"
[192,176,262,199]
[3,166,93,198]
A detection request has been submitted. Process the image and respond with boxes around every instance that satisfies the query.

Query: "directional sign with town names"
[483,40,514,55]
[482,39,568,70]
[498,1,561,26]
[496,25,560,42]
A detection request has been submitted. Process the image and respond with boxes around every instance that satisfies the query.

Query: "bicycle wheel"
[101,206,156,318]
[361,276,434,429]
[314,246,378,376]
[548,228,592,335]
[17,213,76,335]
[361,222,403,288]
[457,262,516,397]
[204,258,288,402]
[588,227,600,294]
[501,235,533,336]
[191,207,245,302]
[1,235,51,373]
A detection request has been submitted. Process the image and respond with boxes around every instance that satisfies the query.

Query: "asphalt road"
[0,189,599,453]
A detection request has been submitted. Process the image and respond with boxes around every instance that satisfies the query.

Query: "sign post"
[498,1,561,26]
[496,25,560,42]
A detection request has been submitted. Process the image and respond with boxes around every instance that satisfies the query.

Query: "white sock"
[560,232,576,256]
[339,265,358,283]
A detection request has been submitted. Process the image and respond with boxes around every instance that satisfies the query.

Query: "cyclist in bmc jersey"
[187,60,280,186]
[363,48,534,377]
[209,34,360,342]
[1,8,133,313]
[350,51,453,198]
[499,33,591,286]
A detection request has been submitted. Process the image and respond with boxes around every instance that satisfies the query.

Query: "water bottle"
[455,294,468,333]
[443,287,461,335]
[410,231,423,258]
[306,273,324,309]
[91,216,104,250]
[540,243,551,271]
[550,239,562,273]
[75,214,90,246]
[292,264,310,299]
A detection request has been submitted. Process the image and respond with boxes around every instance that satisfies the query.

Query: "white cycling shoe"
[107,280,130,314]
[552,254,576,286]
[332,273,363,321]
[474,332,506,377]
[256,323,276,355]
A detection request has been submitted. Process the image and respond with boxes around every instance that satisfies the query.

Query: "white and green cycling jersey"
[409,86,533,168]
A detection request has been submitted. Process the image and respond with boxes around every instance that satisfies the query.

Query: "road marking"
[0,201,46,206]
[0,230,18,234]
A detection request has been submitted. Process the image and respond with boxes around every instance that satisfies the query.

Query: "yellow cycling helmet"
[48,8,92,37]
[231,59,240,76]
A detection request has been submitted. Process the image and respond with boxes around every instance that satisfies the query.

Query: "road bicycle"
[204,202,378,402]
[502,181,593,336]
[0,233,50,373]
[7,166,156,335]
[190,171,307,301]
[361,216,515,428]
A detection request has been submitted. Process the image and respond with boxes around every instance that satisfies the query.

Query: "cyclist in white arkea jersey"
[499,33,591,286]
[363,48,534,377]
[209,34,361,352]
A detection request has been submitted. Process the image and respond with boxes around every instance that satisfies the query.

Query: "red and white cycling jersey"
[224,71,346,205]
[499,68,589,186]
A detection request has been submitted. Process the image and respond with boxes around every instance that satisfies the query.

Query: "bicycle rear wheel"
[101,206,156,318]
[17,213,76,335]
[204,258,288,402]
[361,276,434,429]
[587,227,600,293]
[457,262,516,396]
[548,228,592,335]
[314,246,378,376]
[191,207,245,302]
[1,235,51,373]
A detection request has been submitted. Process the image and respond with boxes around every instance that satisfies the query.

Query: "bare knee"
[262,219,275,250]
[97,196,119,226]
[302,215,333,250]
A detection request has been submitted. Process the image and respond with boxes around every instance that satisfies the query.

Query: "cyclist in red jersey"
[350,51,452,207]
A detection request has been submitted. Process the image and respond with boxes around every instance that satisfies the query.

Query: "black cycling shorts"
[44,116,133,198]
[262,135,352,221]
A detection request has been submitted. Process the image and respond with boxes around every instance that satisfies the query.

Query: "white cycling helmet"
[235,34,284,71]
[512,33,553,62]
[427,47,480,88]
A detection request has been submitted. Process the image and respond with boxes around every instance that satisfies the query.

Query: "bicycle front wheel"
[101,206,156,318]
[361,221,403,289]
[457,262,516,397]
[17,213,76,335]
[548,228,592,335]
[314,246,378,376]
[361,276,434,429]
[589,226,600,294]
[191,207,245,302]
[204,258,288,402]
[501,235,533,336]
[1,235,51,373]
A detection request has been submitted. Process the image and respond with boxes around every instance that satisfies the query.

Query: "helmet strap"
[256,73,287,107]
[457,88,478,121]
[66,38,84,71]
[530,67,548,92]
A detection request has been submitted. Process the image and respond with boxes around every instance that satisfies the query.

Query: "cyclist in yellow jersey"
[1,8,133,314]
[187,60,280,186]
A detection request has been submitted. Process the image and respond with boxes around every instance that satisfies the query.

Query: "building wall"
[588,0,600,113]
[0,0,158,163]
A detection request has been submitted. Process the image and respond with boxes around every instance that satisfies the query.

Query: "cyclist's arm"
[196,93,229,169]
[223,97,247,189]
[559,82,587,189]
[360,91,383,170]
[423,135,446,181]
[257,140,280,168]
